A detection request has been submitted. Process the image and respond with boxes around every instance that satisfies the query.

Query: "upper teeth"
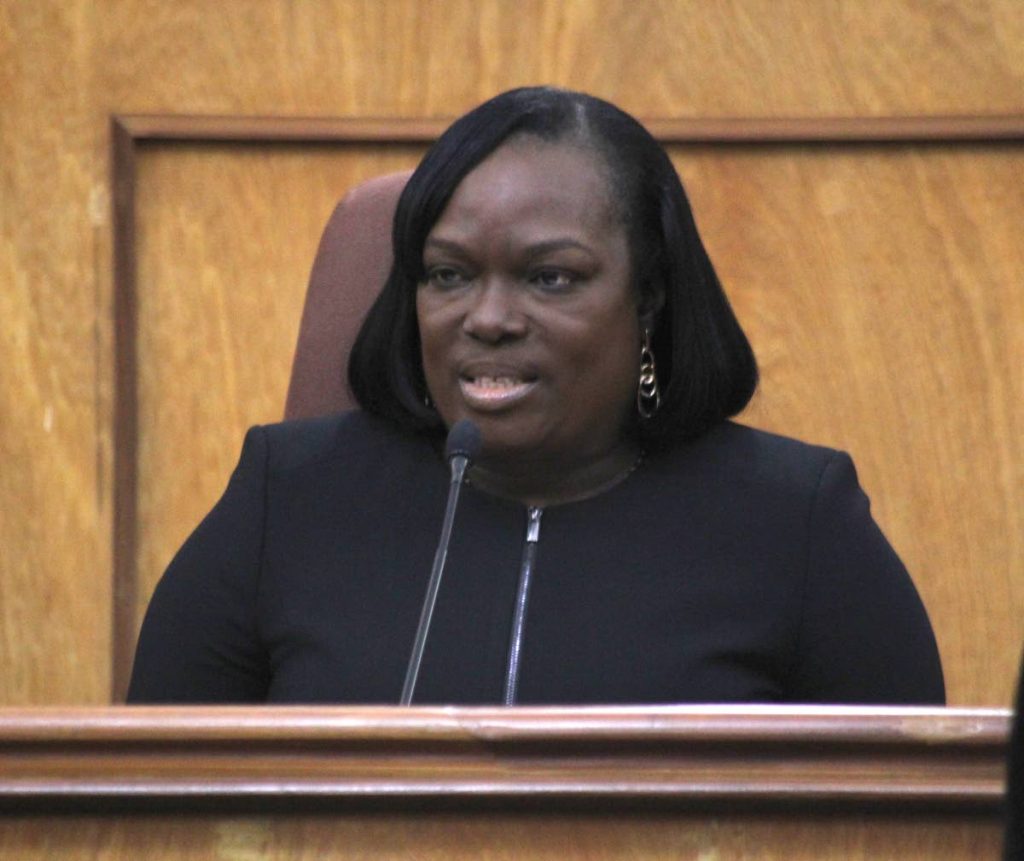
[474,376,521,387]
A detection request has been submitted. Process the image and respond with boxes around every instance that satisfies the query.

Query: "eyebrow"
[423,236,596,257]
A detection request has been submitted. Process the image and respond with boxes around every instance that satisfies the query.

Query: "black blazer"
[128,411,944,705]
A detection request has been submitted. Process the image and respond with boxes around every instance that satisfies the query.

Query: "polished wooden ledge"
[0,705,1009,811]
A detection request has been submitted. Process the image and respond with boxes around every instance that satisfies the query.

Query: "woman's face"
[416,136,641,467]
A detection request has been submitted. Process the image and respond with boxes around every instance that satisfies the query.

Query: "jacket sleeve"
[126,427,271,703]
[787,451,945,704]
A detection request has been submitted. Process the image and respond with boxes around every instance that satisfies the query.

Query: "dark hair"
[348,86,757,446]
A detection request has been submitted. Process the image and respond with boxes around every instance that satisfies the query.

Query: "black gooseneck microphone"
[400,419,481,705]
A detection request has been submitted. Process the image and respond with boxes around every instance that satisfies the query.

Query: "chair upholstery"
[284,170,412,420]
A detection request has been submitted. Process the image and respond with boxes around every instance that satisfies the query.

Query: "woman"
[128,87,944,705]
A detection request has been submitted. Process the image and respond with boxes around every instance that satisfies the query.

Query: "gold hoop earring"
[637,329,661,419]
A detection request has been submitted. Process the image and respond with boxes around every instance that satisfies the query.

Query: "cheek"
[415,319,439,400]
[598,330,642,408]
[593,302,641,373]
[563,314,640,412]
[416,299,460,415]
[415,299,446,370]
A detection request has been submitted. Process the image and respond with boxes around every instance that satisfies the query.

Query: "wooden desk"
[0,706,1010,859]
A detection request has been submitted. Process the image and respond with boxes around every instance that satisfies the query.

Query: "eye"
[424,265,468,289]
[530,268,577,291]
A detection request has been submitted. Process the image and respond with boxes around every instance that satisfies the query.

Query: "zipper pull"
[526,506,542,543]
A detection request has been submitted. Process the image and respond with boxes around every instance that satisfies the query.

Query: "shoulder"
[634,422,863,543]
[247,410,436,475]
[661,421,848,494]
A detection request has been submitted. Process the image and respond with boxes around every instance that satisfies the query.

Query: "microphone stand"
[400,420,479,705]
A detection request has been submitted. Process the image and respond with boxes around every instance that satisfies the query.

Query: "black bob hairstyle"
[348,86,758,447]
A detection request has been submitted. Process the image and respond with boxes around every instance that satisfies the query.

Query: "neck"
[467,440,641,508]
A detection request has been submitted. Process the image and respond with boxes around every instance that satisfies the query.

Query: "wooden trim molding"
[109,113,1024,702]
[0,705,1010,810]
[114,113,1024,144]
[110,116,139,704]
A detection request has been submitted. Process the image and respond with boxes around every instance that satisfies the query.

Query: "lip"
[457,364,539,411]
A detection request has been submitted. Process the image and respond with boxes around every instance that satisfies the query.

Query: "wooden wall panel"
[91,1,1024,118]
[133,143,425,633]
[679,145,1024,705]
[0,1,111,704]
[2,0,1023,705]
[128,140,1024,706]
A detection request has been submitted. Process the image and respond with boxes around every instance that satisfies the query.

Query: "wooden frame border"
[0,705,1010,809]
[110,114,1024,701]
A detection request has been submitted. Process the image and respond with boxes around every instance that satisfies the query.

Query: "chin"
[447,415,530,454]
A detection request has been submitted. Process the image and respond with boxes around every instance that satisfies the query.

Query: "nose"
[462,279,527,343]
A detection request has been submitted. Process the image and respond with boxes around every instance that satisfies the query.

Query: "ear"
[636,278,666,331]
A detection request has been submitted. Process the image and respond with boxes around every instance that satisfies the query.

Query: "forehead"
[429,137,621,239]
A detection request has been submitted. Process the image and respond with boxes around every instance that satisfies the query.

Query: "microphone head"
[444,419,482,465]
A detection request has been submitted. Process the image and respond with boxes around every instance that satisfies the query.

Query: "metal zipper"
[503,506,543,705]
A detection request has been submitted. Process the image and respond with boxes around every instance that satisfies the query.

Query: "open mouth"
[459,374,537,408]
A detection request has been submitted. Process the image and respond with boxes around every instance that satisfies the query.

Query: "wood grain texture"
[117,114,1024,143]
[2,0,1023,705]
[678,144,1024,706]
[0,706,1009,860]
[0,1,112,704]
[89,0,1024,118]
[0,705,1008,804]
[131,144,425,654]
[0,814,1004,861]
[127,139,1024,707]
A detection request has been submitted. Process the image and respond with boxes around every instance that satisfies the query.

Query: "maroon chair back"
[284,170,412,420]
